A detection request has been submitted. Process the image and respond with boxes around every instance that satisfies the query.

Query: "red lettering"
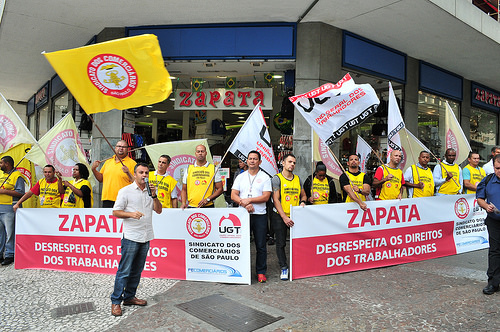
[195,92,206,107]
[398,205,408,223]
[254,90,264,107]
[238,91,251,106]
[96,215,111,232]
[179,91,192,107]
[347,209,359,228]
[360,209,375,227]
[376,207,386,226]
[70,215,84,232]
[85,215,96,232]
[408,204,421,221]
[386,206,400,224]
[58,214,70,231]
[209,91,221,107]
[224,91,235,106]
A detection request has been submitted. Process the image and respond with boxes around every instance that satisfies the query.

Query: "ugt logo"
[219,214,242,236]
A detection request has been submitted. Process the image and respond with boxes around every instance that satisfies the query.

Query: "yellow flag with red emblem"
[43,34,172,114]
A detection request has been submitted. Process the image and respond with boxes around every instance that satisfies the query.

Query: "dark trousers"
[102,200,115,208]
[250,214,268,274]
[271,211,289,269]
[486,216,500,287]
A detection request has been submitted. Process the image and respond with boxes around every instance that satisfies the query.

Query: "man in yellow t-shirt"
[404,151,435,198]
[463,151,486,194]
[181,145,223,208]
[92,140,136,208]
[149,155,178,208]
[433,148,463,195]
[373,150,405,200]
[14,165,62,210]
[339,153,371,210]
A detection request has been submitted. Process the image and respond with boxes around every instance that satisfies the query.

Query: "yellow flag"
[0,144,38,208]
[43,34,172,114]
[312,131,342,180]
[24,113,93,185]
[444,102,471,165]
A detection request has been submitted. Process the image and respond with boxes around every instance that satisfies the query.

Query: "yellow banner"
[43,34,172,114]
[0,144,38,208]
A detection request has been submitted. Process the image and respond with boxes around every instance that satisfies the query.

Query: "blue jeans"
[111,238,150,304]
[0,211,15,258]
[250,214,268,274]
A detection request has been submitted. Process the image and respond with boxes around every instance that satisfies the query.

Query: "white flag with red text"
[445,101,471,165]
[229,103,278,176]
[289,73,379,145]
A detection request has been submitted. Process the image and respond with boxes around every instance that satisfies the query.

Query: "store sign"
[472,82,500,113]
[174,88,272,110]
[35,82,49,109]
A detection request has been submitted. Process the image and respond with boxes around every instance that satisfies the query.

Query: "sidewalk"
[1,244,499,331]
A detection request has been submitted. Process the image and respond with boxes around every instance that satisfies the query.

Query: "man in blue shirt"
[476,154,500,295]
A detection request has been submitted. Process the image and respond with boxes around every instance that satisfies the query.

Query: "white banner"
[16,208,251,284]
[291,194,487,280]
[289,74,379,145]
[228,104,278,176]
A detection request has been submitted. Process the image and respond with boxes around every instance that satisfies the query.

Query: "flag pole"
[402,129,421,183]
[0,155,30,189]
[310,128,315,200]
[86,114,127,167]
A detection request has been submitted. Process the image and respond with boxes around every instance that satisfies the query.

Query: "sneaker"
[280,268,289,280]
[257,274,267,283]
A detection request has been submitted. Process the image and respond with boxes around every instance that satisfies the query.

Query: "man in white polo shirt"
[231,151,272,283]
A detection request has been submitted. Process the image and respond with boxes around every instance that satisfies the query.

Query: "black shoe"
[1,257,13,266]
[267,237,275,245]
[483,284,498,295]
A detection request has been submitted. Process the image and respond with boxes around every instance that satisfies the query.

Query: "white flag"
[0,93,37,153]
[445,101,471,165]
[356,135,372,173]
[386,82,404,162]
[229,103,278,176]
[289,73,379,145]
[399,127,430,172]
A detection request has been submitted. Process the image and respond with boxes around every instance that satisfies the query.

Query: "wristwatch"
[206,197,211,202]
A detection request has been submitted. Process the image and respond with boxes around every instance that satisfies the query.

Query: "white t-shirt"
[232,169,271,215]
[484,159,494,175]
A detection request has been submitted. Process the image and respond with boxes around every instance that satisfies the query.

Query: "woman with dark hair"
[57,163,93,208]
[303,162,338,205]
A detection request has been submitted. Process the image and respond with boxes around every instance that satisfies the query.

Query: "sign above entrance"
[174,88,273,110]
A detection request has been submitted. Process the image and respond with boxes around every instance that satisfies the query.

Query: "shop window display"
[470,107,498,163]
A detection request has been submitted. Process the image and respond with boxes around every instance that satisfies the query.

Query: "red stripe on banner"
[292,222,456,280]
[15,234,186,279]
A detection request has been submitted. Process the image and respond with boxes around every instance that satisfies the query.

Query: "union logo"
[87,54,137,98]
[45,129,84,177]
[0,115,17,151]
[195,180,200,186]
[186,213,211,239]
[455,198,470,219]
[386,182,392,188]
[285,195,291,201]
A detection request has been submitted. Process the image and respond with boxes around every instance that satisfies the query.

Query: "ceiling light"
[237,120,246,123]
[238,116,245,119]
[273,75,283,79]
[169,76,177,80]
[152,110,168,114]
[217,76,227,79]
[169,98,175,101]
[145,105,153,108]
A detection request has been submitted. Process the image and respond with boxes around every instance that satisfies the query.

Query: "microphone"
[144,177,152,197]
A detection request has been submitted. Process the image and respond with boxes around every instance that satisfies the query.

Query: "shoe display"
[111,304,122,316]
[280,268,289,280]
[123,297,147,306]
[1,257,13,266]
[483,284,498,295]
[257,274,267,283]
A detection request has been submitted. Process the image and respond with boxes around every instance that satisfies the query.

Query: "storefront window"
[28,114,36,138]
[53,91,69,122]
[417,91,460,159]
[470,107,498,163]
[37,105,50,139]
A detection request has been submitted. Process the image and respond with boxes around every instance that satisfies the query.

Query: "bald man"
[92,140,136,208]
[372,150,405,200]
[181,145,223,208]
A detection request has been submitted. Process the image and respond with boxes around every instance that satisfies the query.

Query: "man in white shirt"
[483,146,500,175]
[110,163,162,316]
[231,151,272,283]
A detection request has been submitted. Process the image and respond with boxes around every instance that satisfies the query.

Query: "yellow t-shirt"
[186,164,215,207]
[37,178,61,208]
[61,179,93,208]
[149,171,177,208]
[410,165,435,197]
[311,177,330,205]
[0,170,23,205]
[463,164,486,194]
[100,155,136,201]
[438,163,461,195]
[378,166,403,200]
[277,173,301,217]
[345,171,366,203]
